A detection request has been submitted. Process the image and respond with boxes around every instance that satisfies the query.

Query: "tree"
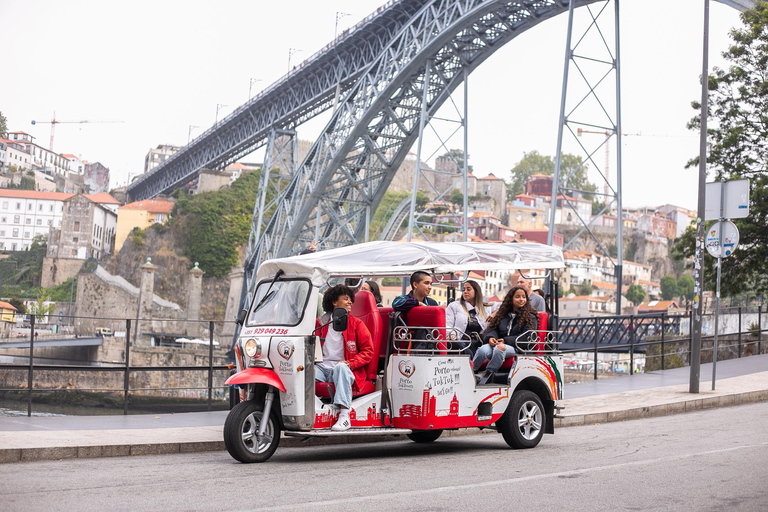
[577,280,594,296]
[9,297,26,314]
[449,188,464,206]
[678,275,695,301]
[0,111,7,137]
[626,284,646,305]
[506,151,596,202]
[679,3,768,297]
[439,149,473,174]
[660,275,680,301]
[27,294,55,320]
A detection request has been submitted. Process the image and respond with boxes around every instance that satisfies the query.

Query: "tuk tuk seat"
[315,290,383,399]
[475,312,549,372]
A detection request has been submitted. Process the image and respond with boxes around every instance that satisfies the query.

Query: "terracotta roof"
[61,154,78,159]
[638,280,660,287]
[119,198,175,214]
[479,173,502,180]
[226,162,249,170]
[637,300,679,311]
[0,190,74,201]
[0,301,18,311]
[560,295,592,301]
[83,193,120,204]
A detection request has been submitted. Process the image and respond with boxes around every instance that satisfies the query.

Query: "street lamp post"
[288,48,302,70]
[188,125,200,144]
[248,78,263,100]
[215,104,228,125]
[335,11,351,38]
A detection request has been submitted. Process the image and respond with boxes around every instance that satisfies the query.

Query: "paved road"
[1,402,766,511]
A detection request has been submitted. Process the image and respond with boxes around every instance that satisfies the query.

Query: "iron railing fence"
[0,314,238,417]
[558,306,765,380]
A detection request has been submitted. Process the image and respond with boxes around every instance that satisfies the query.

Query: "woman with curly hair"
[473,286,538,384]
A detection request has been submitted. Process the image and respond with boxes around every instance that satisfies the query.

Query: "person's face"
[361,282,372,293]
[413,277,432,300]
[515,274,531,293]
[512,289,528,310]
[462,283,475,303]
[332,294,353,312]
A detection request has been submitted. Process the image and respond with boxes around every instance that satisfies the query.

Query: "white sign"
[705,220,740,258]
[705,179,750,221]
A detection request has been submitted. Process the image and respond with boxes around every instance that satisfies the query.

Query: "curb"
[2,389,767,464]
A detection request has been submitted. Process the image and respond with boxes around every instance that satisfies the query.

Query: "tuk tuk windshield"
[247,278,311,327]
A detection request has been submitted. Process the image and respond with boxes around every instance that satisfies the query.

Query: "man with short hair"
[512,271,546,313]
[392,271,439,350]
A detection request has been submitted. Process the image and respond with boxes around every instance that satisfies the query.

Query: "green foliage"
[9,297,26,314]
[130,227,145,248]
[0,110,7,137]
[449,188,464,206]
[47,278,77,302]
[660,275,679,301]
[682,3,768,297]
[625,237,638,262]
[626,284,646,305]
[592,199,607,216]
[175,170,261,277]
[507,151,596,202]
[678,275,695,301]
[382,277,402,287]
[440,149,473,173]
[577,280,593,296]
[27,294,55,317]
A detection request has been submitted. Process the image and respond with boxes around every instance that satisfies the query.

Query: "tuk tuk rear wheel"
[498,390,545,449]
[407,430,443,443]
[224,400,280,463]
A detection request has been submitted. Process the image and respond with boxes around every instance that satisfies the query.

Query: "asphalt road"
[2,402,767,512]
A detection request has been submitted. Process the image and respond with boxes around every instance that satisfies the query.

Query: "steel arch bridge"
[126,0,754,284]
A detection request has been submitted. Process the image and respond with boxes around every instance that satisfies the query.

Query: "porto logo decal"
[399,360,415,378]
[278,340,294,360]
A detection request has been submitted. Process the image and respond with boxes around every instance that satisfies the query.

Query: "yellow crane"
[31,112,123,152]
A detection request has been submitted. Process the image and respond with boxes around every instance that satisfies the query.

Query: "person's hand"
[308,239,317,251]
[488,338,498,347]
[496,342,506,351]
[487,311,497,321]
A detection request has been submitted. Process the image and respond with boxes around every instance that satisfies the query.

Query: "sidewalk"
[1,355,766,463]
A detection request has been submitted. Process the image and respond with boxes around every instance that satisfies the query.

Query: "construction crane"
[31,112,123,152]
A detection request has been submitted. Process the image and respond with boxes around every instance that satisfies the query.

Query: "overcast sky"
[0,0,744,210]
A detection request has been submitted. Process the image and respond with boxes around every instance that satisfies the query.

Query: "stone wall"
[41,257,84,288]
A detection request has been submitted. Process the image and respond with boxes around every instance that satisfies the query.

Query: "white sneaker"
[331,410,351,431]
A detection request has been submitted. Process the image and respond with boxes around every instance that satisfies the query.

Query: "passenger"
[360,280,383,307]
[392,271,438,350]
[511,271,546,313]
[315,285,374,431]
[473,286,538,385]
[445,280,498,355]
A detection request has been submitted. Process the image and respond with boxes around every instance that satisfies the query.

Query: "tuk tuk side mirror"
[237,309,248,326]
[332,307,348,332]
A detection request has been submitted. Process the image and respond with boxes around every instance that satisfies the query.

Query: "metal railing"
[558,306,766,380]
[0,314,234,416]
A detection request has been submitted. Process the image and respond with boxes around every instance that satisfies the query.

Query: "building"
[559,295,615,317]
[0,137,33,171]
[62,154,86,174]
[0,189,74,250]
[636,300,681,315]
[506,198,546,231]
[144,144,181,174]
[115,197,175,252]
[0,300,17,337]
[467,212,517,242]
[3,132,70,175]
[521,174,593,226]
[46,193,120,260]
[83,162,110,194]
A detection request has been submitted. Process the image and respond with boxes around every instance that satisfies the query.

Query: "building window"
[26,218,31,225]
[0,231,4,237]
[74,221,80,232]
[12,229,18,237]
[0,217,5,223]
[24,232,30,238]
[36,219,42,225]
[15,203,21,210]
[71,249,76,256]
[27,204,32,210]
[47,219,52,226]
[155,214,165,223]
[13,216,20,224]
[2,202,6,209]
[49,205,54,212]
[73,237,79,243]
[38,204,43,211]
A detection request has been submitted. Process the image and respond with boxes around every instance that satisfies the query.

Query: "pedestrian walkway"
[1,355,766,463]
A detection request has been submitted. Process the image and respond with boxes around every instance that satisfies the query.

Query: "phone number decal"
[247,328,289,335]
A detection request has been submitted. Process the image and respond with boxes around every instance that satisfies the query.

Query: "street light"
[188,125,200,144]
[248,78,263,100]
[335,11,351,38]
[215,103,228,125]
[288,48,303,70]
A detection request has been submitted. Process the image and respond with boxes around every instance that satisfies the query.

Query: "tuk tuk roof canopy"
[257,241,565,287]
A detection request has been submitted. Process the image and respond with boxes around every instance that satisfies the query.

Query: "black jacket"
[483,310,538,345]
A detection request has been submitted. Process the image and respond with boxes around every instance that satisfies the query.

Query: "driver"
[315,285,374,431]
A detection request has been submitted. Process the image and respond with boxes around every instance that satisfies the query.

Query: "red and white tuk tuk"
[224,241,564,462]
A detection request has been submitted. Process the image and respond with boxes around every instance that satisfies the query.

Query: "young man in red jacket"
[315,284,374,431]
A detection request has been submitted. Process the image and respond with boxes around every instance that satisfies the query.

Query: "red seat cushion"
[403,305,447,353]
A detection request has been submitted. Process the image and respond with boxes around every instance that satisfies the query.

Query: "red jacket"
[315,315,374,393]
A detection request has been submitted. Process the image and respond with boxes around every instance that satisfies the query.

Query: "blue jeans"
[472,344,515,373]
[315,363,354,408]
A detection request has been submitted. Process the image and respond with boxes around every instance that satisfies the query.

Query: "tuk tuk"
[224,241,564,462]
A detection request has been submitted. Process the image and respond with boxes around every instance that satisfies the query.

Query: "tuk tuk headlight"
[244,339,261,358]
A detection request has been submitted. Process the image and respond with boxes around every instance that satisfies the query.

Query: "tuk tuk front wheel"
[498,390,545,449]
[224,400,280,463]
[407,429,443,443]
